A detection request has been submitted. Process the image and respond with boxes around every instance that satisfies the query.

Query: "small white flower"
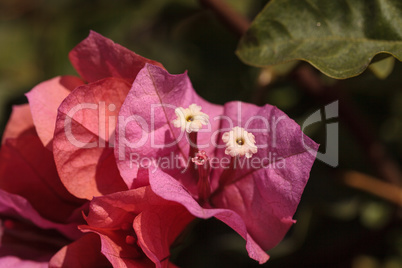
[172,104,209,133]
[222,126,257,158]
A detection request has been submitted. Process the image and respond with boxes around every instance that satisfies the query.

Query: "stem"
[188,132,199,159]
[218,156,237,188]
[199,0,273,106]
[341,171,402,207]
[199,0,250,37]
[197,159,211,204]
[188,132,199,176]
[293,65,402,186]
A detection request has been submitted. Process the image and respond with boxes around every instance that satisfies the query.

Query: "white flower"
[222,126,258,158]
[172,104,209,133]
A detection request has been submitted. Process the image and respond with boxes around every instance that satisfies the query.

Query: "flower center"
[186,116,194,122]
[236,138,244,146]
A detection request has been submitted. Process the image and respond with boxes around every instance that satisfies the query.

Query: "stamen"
[222,126,257,158]
[188,132,198,159]
[172,104,209,133]
[218,156,237,188]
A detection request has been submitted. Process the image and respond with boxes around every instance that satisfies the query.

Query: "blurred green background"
[1,0,401,267]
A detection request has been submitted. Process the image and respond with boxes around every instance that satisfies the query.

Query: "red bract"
[0,105,85,234]
[116,64,319,264]
[0,105,88,266]
[75,187,193,268]
[0,32,190,267]
[27,31,163,199]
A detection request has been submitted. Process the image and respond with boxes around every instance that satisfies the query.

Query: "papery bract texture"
[49,233,110,268]
[69,31,164,83]
[26,76,84,148]
[49,31,166,200]
[79,187,194,268]
[53,78,130,199]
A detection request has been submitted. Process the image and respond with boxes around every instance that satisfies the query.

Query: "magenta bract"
[115,64,319,263]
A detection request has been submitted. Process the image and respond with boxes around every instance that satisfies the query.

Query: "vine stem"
[199,0,250,37]
[342,171,402,207]
[293,65,402,187]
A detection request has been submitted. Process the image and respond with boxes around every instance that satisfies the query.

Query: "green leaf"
[369,56,395,79]
[236,0,402,79]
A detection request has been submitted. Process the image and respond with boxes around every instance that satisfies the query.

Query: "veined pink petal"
[211,101,319,185]
[116,64,223,189]
[83,187,151,228]
[81,226,153,268]
[211,101,318,249]
[49,233,110,268]
[69,31,164,83]
[80,187,191,267]
[79,187,153,268]
[134,203,193,268]
[1,104,33,144]
[26,76,84,148]
[53,77,129,199]
[212,168,296,250]
[148,168,269,264]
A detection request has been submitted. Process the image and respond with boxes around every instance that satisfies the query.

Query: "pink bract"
[116,64,319,264]
[26,31,165,200]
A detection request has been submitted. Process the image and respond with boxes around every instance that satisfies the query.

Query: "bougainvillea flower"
[116,64,319,263]
[77,186,193,267]
[26,31,163,199]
